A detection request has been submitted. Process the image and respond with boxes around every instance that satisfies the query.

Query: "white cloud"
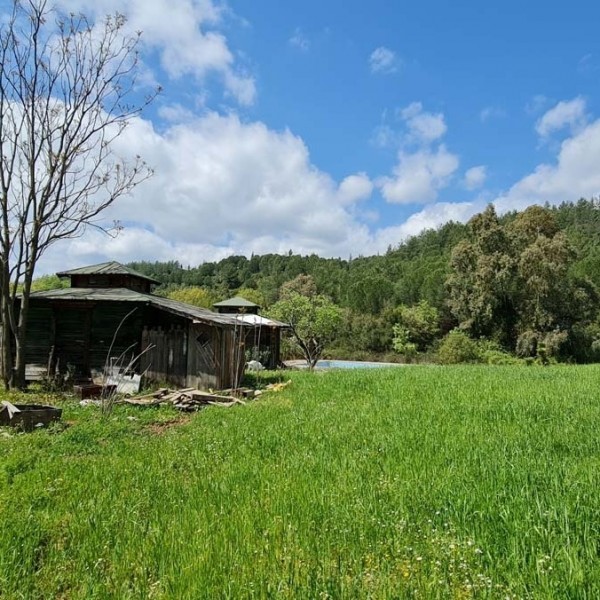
[464,166,487,190]
[399,102,447,144]
[378,146,459,204]
[289,28,310,52]
[375,102,458,204]
[496,118,600,212]
[337,173,373,205]
[37,112,386,271]
[372,103,447,149]
[535,97,587,139]
[363,201,482,251]
[369,47,398,74]
[40,108,600,274]
[378,114,600,242]
[54,0,256,105]
[157,103,198,123]
[396,201,481,237]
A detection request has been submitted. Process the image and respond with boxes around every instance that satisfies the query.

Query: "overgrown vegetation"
[3,365,600,597]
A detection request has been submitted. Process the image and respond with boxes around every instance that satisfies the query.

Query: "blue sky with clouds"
[21,0,600,271]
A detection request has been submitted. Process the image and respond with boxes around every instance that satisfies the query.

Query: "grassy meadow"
[2,365,600,598]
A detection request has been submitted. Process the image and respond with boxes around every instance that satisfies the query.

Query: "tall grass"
[2,365,600,598]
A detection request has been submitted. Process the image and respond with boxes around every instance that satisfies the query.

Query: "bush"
[481,349,522,365]
[437,330,481,364]
[516,329,568,363]
[476,339,522,365]
[391,325,418,363]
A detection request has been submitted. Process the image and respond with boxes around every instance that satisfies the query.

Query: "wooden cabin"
[23,262,287,389]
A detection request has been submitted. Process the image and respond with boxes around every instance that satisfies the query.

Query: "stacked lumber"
[122,387,246,411]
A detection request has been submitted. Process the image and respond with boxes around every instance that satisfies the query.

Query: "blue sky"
[25,0,600,271]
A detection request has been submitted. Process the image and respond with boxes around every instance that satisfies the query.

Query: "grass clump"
[2,365,600,597]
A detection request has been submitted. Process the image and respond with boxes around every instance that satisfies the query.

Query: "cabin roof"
[213,296,260,308]
[219,313,290,328]
[56,261,160,284]
[28,287,251,327]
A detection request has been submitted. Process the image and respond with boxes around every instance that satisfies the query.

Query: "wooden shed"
[23,262,286,390]
[213,296,288,369]
[213,296,260,315]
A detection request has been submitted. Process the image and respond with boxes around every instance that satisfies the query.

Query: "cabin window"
[196,332,210,346]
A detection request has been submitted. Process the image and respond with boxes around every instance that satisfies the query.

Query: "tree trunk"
[0,262,14,389]
[13,263,35,390]
[1,305,12,389]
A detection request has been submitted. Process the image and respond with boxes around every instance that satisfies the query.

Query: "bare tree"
[0,0,157,389]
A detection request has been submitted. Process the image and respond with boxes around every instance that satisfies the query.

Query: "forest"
[36,198,600,364]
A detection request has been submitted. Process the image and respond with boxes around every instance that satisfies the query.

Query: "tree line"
[124,198,600,364]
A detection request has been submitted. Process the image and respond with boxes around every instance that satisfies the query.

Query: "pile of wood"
[121,380,292,412]
[122,387,247,411]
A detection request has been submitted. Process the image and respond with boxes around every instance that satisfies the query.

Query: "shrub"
[516,329,568,363]
[391,325,418,363]
[476,339,522,365]
[437,329,481,364]
[481,349,522,365]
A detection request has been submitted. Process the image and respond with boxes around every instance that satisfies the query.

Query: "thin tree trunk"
[13,261,35,389]
[0,260,13,388]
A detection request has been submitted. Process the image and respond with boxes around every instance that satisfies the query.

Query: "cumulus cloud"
[464,166,487,190]
[496,118,600,211]
[384,114,600,240]
[54,0,256,105]
[337,173,373,205]
[369,47,399,74]
[37,112,385,271]
[38,111,600,274]
[399,102,447,144]
[375,102,458,204]
[535,97,587,139]
[378,146,459,204]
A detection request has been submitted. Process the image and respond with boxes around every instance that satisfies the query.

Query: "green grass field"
[2,365,600,598]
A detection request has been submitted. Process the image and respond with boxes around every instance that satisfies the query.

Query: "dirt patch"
[144,416,191,435]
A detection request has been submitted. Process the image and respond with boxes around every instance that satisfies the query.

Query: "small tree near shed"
[269,275,342,369]
[0,1,157,389]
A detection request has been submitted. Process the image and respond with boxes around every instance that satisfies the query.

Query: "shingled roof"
[213,296,260,309]
[56,261,160,285]
[27,287,251,327]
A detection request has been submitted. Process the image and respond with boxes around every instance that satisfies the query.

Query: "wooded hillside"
[123,198,600,362]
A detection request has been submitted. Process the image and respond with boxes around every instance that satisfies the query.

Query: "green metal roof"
[213,296,260,308]
[56,261,160,284]
[28,288,248,327]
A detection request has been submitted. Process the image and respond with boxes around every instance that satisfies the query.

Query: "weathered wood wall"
[89,304,144,378]
[186,323,218,389]
[25,305,53,370]
[25,301,144,380]
[140,325,188,388]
